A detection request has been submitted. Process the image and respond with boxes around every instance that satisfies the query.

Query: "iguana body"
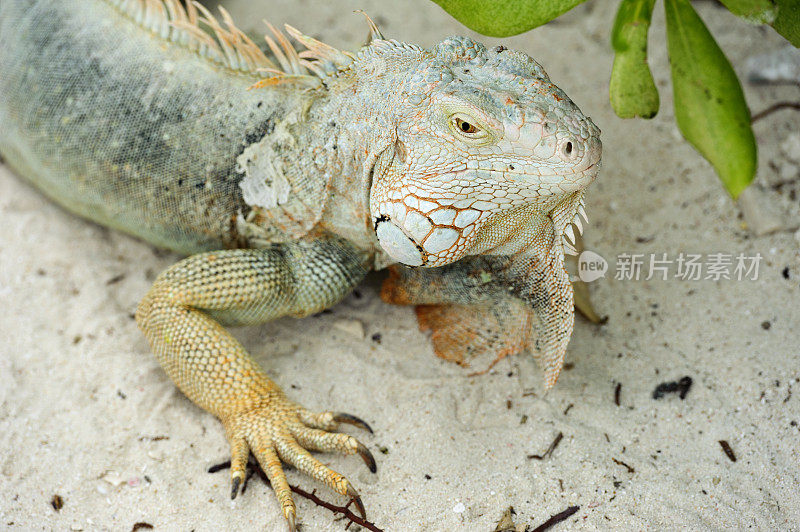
[0,1,601,528]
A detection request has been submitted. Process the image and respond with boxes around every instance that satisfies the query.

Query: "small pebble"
[453,502,466,513]
[332,318,365,339]
[147,450,165,461]
[101,471,124,486]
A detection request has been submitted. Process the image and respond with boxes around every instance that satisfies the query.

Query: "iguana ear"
[371,140,396,185]
[363,126,398,188]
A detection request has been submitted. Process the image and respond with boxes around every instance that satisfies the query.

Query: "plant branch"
[751,102,800,123]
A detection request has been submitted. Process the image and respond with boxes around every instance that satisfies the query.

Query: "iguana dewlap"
[0,1,601,529]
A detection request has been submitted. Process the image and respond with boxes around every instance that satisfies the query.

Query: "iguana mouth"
[462,190,588,260]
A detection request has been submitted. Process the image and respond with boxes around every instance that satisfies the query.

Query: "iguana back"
[0,0,293,254]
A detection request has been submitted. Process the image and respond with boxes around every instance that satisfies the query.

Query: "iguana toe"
[291,425,377,472]
[228,434,249,500]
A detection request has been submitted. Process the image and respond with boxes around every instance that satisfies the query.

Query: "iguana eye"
[455,117,478,134]
[451,115,488,141]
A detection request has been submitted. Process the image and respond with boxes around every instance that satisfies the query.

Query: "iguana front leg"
[382,249,573,388]
[135,237,375,530]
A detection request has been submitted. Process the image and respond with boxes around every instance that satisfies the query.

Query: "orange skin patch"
[382,266,536,373]
[415,303,531,369]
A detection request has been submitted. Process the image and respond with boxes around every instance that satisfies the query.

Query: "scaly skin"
[0,1,601,529]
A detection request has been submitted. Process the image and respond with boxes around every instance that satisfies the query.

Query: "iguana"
[0,1,601,529]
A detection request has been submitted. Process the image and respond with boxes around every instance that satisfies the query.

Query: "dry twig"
[209,458,384,531]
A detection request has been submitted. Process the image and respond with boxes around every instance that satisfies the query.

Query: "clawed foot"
[221,401,376,530]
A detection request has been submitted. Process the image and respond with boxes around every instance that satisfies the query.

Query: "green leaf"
[664,0,757,198]
[430,0,586,37]
[718,0,778,24]
[772,0,800,46]
[609,0,659,119]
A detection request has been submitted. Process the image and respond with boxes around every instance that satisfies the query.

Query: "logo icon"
[578,250,608,282]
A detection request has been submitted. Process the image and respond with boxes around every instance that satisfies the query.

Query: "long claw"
[287,511,297,532]
[346,484,366,519]
[333,412,373,434]
[357,442,377,473]
[231,475,241,500]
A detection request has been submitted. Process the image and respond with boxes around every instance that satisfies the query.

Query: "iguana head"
[365,36,601,267]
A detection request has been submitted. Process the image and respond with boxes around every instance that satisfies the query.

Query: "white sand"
[1,1,798,530]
